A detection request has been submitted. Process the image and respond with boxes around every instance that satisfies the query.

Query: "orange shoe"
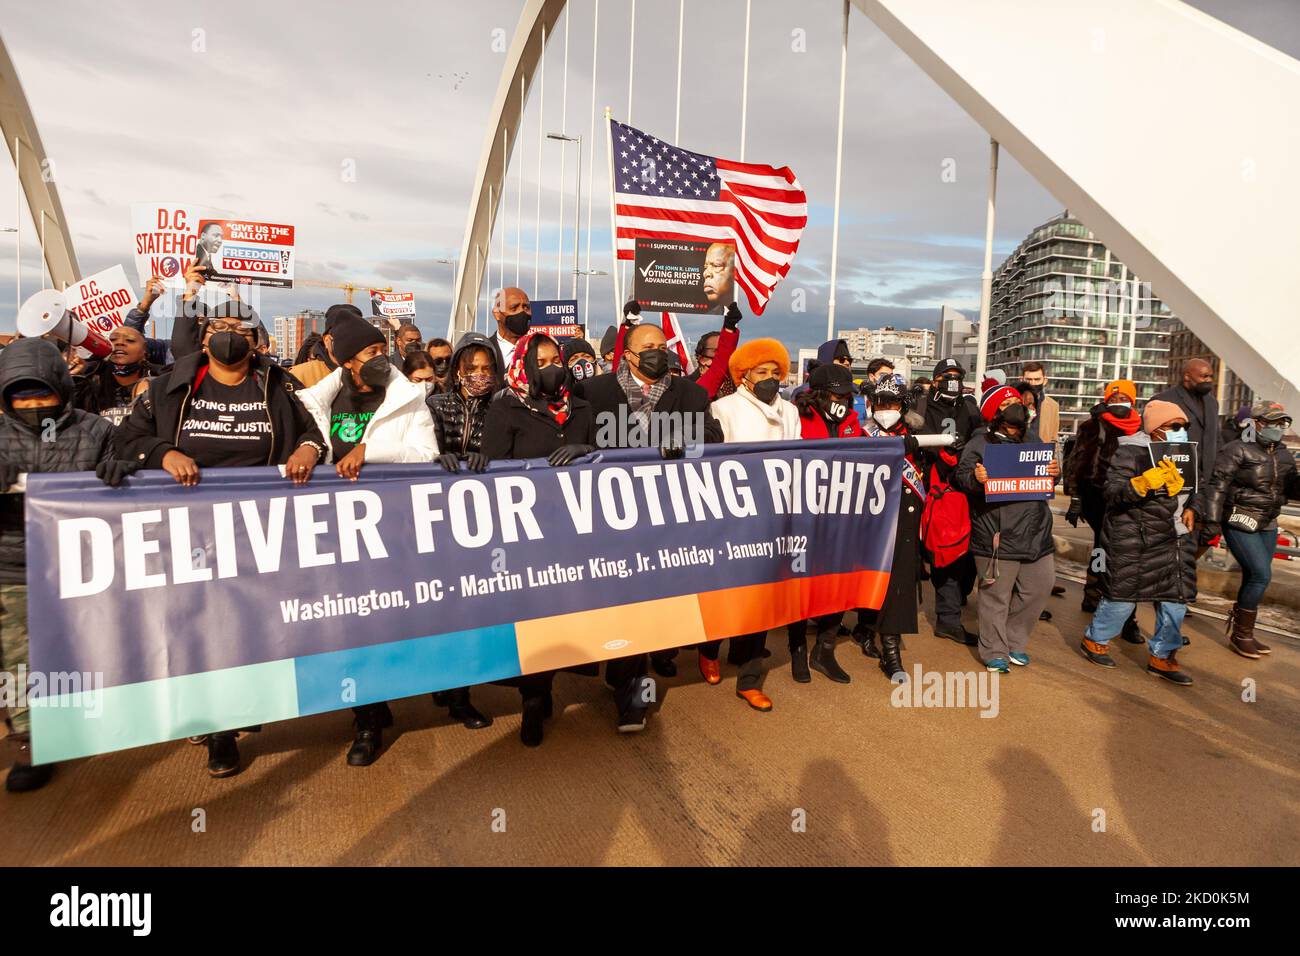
[736,689,773,711]
[698,653,722,685]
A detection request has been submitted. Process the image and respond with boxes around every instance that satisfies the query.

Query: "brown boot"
[1226,604,1263,659]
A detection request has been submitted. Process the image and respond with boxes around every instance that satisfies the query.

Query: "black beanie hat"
[325,303,364,334]
[330,316,386,363]
[599,325,619,357]
[809,362,855,395]
[562,338,596,362]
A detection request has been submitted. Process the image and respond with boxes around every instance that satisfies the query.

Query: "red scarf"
[505,330,570,425]
[1101,410,1142,435]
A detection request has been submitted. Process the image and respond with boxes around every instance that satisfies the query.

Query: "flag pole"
[516,75,524,286]
[740,0,751,161]
[674,0,685,144]
[534,23,546,294]
[584,0,600,325]
[975,137,999,387]
[556,7,569,299]
[621,0,637,295]
[605,107,622,313]
[826,0,848,342]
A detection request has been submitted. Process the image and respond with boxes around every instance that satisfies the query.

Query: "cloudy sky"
[2,0,1296,352]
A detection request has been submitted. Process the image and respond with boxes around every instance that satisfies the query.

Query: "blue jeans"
[1222,527,1274,610]
[1086,598,1187,659]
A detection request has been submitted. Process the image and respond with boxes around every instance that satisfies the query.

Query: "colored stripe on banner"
[29,659,299,765]
[515,594,706,672]
[293,624,521,716]
[697,570,889,640]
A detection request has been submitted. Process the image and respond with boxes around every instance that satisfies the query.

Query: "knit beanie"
[330,316,386,363]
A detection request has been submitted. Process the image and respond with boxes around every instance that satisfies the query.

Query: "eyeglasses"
[207,320,256,335]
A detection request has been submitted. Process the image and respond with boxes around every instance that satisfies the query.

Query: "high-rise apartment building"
[986,212,1172,433]
[273,309,326,362]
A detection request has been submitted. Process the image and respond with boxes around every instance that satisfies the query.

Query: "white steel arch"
[0,34,81,297]
[453,0,1299,408]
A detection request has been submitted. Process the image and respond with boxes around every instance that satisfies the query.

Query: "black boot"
[789,641,811,683]
[346,712,384,767]
[447,687,492,729]
[520,695,546,747]
[650,649,678,678]
[1120,615,1144,644]
[854,625,880,658]
[206,732,241,777]
[878,633,906,682]
[809,631,851,684]
[4,736,53,793]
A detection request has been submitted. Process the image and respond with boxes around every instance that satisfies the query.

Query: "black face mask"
[535,364,567,397]
[431,358,451,378]
[936,377,962,403]
[1191,381,1214,396]
[997,403,1029,435]
[1106,403,1132,419]
[13,405,62,430]
[111,361,145,377]
[207,331,252,366]
[504,313,531,337]
[633,349,669,381]
[570,358,596,382]
[359,355,391,389]
[822,397,849,421]
[751,378,780,405]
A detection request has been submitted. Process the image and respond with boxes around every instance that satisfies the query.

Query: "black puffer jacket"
[428,332,502,458]
[954,430,1056,562]
[1066,403,1128,496]
[1099,435,1198,603]
[0,338,116,582]
[1201,437,1300,533]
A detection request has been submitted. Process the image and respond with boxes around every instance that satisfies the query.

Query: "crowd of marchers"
[0,267,1295,794]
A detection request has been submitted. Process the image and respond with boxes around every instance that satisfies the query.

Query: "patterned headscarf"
[505,330,570,425]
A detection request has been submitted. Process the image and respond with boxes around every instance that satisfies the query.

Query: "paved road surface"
[2,577,1297,866]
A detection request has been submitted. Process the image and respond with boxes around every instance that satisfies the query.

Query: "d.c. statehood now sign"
[24,440,904,764]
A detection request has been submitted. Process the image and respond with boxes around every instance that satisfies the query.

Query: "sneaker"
[1009,652,1031,666]
[985,658,1010,674]
[1080,638,1117,668]
[617,707,648,733]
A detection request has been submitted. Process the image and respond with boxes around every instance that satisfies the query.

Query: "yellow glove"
[1138,463,1170,494]
[1160,458,1185,497]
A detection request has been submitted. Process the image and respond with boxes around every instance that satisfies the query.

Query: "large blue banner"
[23,439,903,762]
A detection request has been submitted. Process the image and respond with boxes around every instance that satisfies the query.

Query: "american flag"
[610,118,807,315]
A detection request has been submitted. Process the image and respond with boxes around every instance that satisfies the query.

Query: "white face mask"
[873,409,901,430]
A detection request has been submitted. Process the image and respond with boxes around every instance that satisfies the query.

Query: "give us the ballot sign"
[982,442,1056,501]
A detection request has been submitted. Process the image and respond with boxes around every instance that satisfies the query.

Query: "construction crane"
[295,279,393,306]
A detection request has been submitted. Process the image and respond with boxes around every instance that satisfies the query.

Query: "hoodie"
[428,331,504,458]
[0,338,117,582]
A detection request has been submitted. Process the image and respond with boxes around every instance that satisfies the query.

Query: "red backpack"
[920,463,971,568]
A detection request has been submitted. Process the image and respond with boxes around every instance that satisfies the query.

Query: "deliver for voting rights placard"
[1149,441,1198,494]
[195,218,296,288]
[64,265,136,335]
[982,442,1056,501]
[634,238,732,315]
[370,290,416,319]
[529,299,581,338]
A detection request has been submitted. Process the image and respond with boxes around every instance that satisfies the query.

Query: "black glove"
[622,300,641,325]
[465,452,489,473]
[548,443,595,467]
[437,453,461,473]
[948,432,966,454]
[0,462,20,491]
[1065,496,1083,528]
[723,302,743,330]
[660,444,685,461]
[95,458,141,488]
[902,435,920,457]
